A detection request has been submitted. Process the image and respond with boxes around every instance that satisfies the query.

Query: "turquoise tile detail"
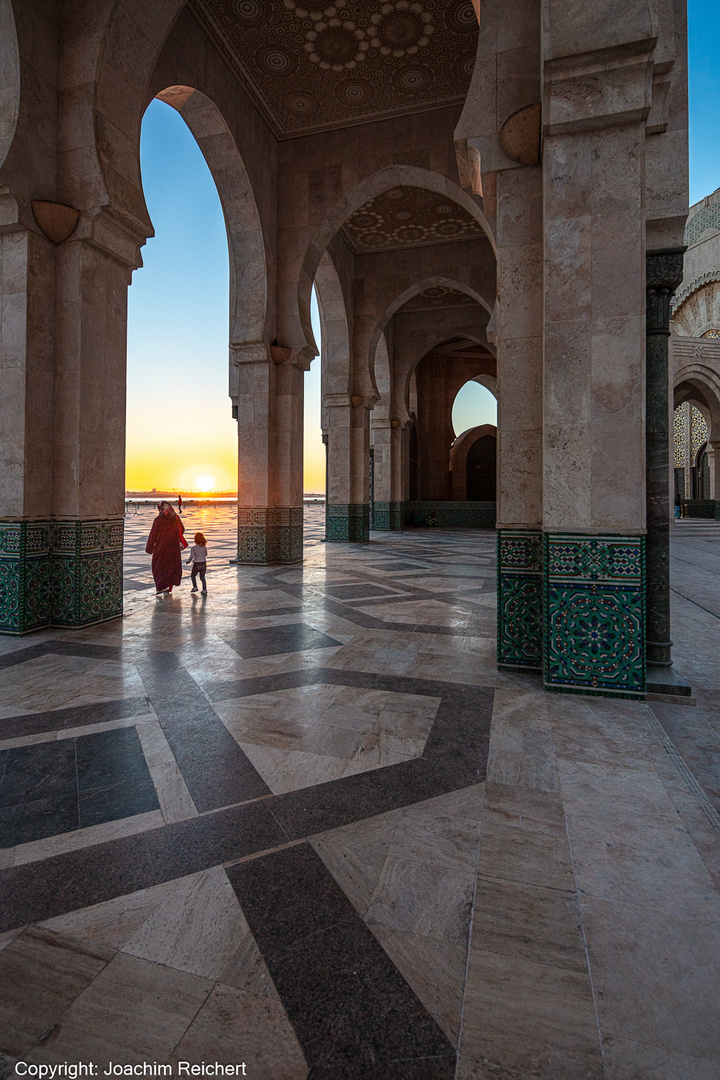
[326,504,369,542]
[372,502,405,531]
[497,529,543,672]
[544,534,646,699]
[0,519,124,635]
[237,507,303,564]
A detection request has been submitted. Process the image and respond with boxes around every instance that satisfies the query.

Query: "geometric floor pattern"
[0,508,719,1078]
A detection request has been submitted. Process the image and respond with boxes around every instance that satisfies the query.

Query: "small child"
[187,532,208,594]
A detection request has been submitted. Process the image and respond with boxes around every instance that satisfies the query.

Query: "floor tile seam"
[163,972,216,1069]
[641,712,720,836]
[556,765,610,1078]
[23,929,120,1060]
[451,803,485,1078]
[669,587,720,622]
[471,871,577,900]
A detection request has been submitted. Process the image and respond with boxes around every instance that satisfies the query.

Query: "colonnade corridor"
[0,519,718,1077]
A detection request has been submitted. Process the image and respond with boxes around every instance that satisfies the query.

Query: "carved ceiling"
[341,185,485,253]
[192,0,478,137]
[400,285,479,310]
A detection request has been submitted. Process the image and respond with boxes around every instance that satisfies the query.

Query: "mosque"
[1,1,719,1077]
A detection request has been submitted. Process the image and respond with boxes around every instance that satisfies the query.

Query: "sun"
[194,474,216,491]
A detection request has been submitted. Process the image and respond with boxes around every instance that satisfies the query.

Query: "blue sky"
[127,4,719,490]
[688,0,720,203]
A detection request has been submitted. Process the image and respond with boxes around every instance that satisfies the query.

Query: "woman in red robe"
[146,501,187,594]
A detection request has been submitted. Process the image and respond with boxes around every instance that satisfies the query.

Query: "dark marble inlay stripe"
[0,639,176,670]
[0,801,287,930]
[226,844,455,1077]
[132,655,271,813]
[0,697,150,740]
[255,572,476,636]
[223,623,342,659]
[0,670,493,932]
[151,695,271,811]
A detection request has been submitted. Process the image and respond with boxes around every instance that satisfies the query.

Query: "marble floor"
[0,510,719,1079]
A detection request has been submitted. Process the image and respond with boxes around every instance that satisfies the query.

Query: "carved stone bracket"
[31,201,80,244]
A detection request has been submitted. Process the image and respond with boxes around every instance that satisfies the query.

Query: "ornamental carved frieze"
[192,0,478,136]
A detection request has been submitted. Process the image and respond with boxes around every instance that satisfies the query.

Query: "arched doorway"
[466,434,497,501]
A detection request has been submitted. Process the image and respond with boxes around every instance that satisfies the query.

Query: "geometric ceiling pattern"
[193,0,479,136]
[341,185,485,253]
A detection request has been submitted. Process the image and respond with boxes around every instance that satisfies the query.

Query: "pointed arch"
[674,364,720,437]
[298,166,496,356]
[156,87,267,345]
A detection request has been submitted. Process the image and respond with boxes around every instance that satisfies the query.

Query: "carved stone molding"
[232,342,269,365]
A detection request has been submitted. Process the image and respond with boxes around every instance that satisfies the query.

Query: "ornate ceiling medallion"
[370,3,433,57]
[306,23,367,70]
[282,89,320,115]
[335,78,375,106]
[195,0,479,135]
[255,42,298,76]
[392,64,434,94]
[232,0,271,27]
[446,0,477,32]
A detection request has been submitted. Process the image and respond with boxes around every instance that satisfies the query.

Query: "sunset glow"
[126,100,326,496]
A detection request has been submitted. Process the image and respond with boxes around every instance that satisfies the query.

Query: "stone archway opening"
[405,338,497,527]
[126,96,235,500]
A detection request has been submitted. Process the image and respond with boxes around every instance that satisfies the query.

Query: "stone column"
[50,233,134,628]
[0,188,141,634]
[541,4,654,699]
[370,418,404,530]
[708,440,720,505]
[234,343,303,564]
[0,196,57,634]
[325,393,369,542]
[495,166,544,674]
[646,250,685,668]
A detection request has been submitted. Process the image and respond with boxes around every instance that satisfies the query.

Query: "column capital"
[647,248,685,336]
[646,248,685,291]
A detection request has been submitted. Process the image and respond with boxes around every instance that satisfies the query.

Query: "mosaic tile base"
[406,501,495,527]
[326,503,370,542]
[544,533,646,699]
[237,507,303,564]
[0,520,124,634]
[497,529,543,672]
[372,501,405,531]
